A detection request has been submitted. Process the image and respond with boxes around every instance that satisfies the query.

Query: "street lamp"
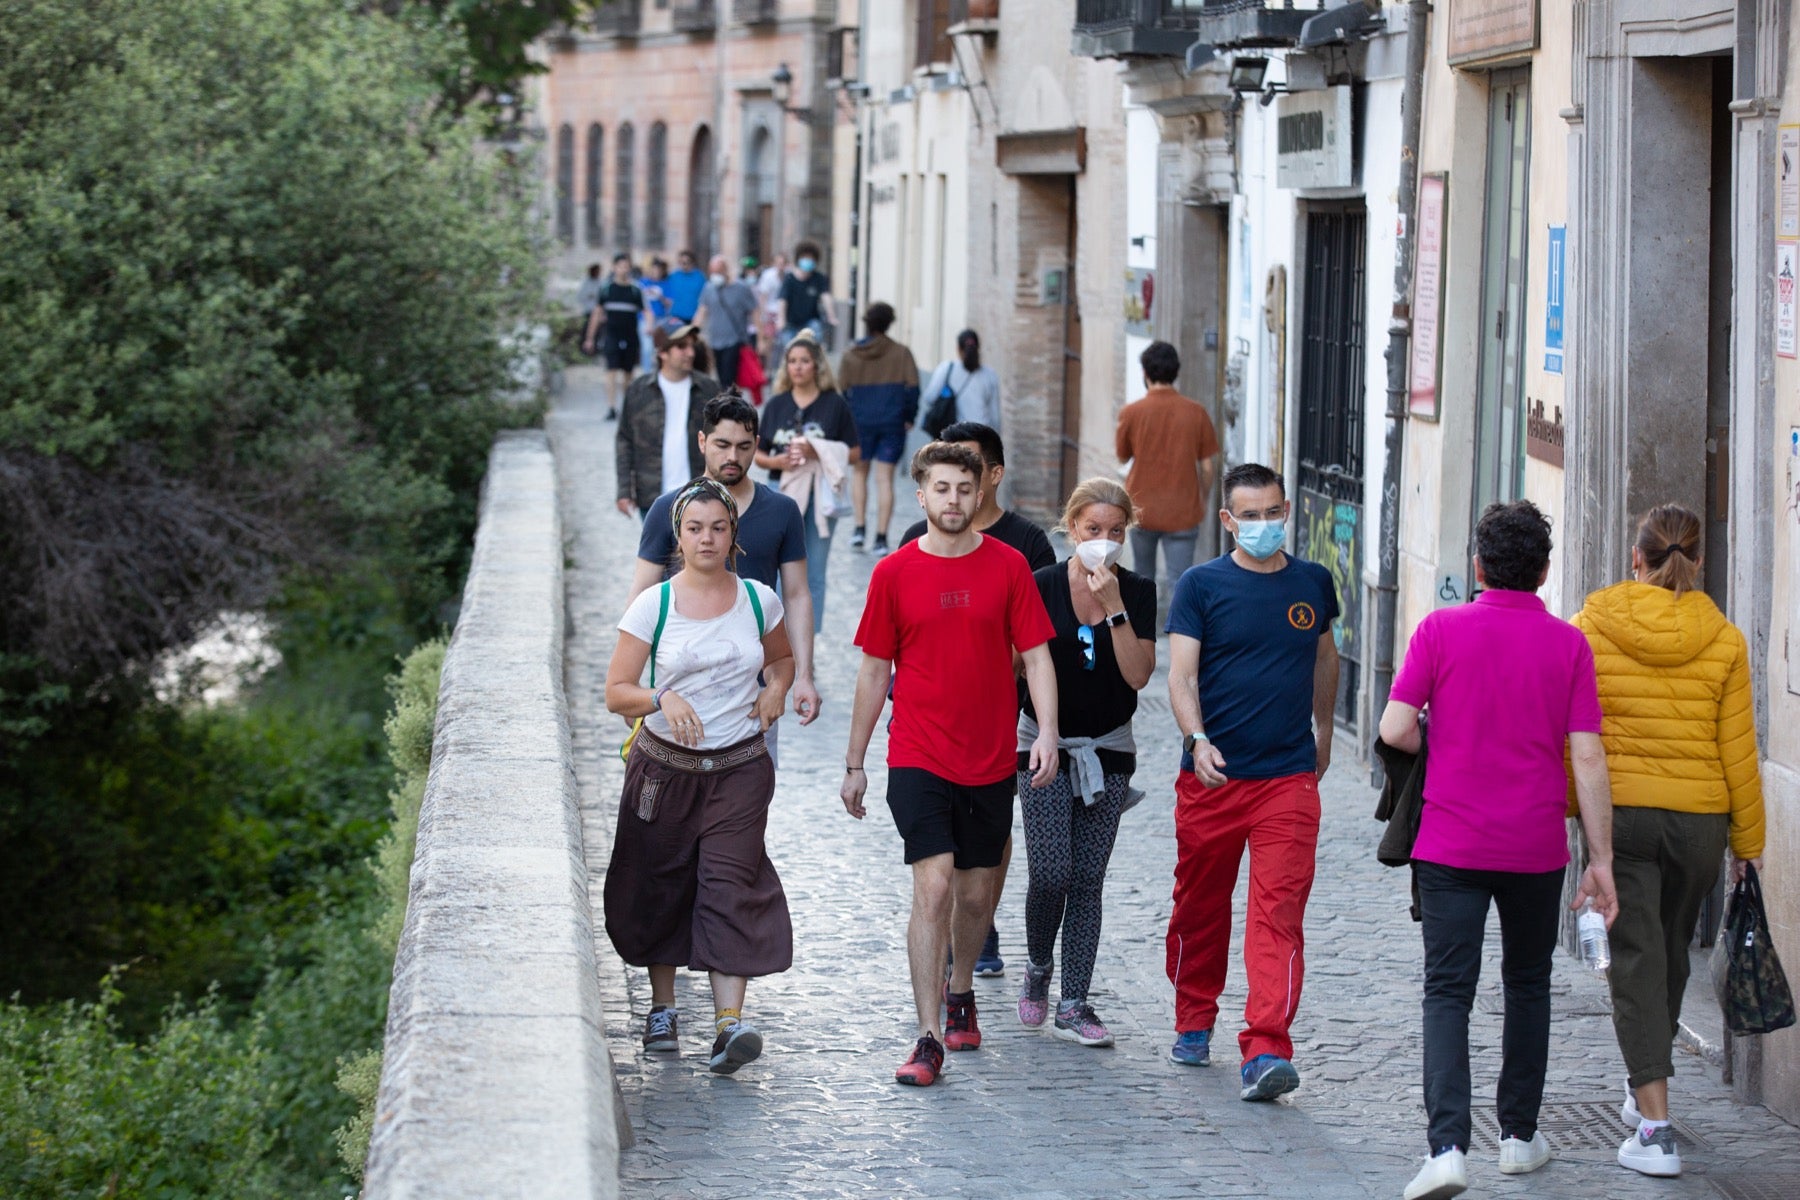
[771,62,816,123]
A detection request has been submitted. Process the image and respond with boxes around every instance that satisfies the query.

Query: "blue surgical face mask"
[797,257,817,272]
[1233,518,1286,559]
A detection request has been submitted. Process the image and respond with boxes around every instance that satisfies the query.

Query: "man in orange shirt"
[1114,341,1220,601]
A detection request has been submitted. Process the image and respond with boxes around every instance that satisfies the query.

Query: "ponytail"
[1634,504,1702,597]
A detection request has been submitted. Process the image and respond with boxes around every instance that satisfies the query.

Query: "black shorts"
[886,767,1015,869]
[602,324,640,372]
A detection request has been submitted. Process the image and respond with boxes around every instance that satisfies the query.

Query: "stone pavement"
[547,367,1800,1199]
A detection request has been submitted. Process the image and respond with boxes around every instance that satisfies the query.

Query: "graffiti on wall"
[1297,489,1363,661]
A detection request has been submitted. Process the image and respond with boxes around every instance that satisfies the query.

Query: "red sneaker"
[945,991,982,1051]
[895,1034,946,1086]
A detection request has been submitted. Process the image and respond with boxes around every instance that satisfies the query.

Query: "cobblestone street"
[549,369,1800,1199]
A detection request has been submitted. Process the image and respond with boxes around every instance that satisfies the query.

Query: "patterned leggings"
[1018,768,1130,1003]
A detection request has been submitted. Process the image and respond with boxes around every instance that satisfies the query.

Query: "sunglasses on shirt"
[1076,624,1096,671]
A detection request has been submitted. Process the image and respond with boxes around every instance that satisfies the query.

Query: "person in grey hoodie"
[837,301,920,555]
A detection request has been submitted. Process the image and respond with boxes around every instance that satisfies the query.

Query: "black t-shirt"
[1019,560,1158,775]
[600,280,644,334]
[900,509,1056,571]
[758,389,858,482]
[779,271,831,329]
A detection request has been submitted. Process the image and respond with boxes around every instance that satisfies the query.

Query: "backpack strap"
[647,582,671,686]
[743,579,766,637]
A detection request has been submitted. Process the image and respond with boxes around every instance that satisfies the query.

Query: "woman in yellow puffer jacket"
[1572,504,1765,1180]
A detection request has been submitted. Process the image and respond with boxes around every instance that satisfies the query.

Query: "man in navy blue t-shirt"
[1162,462,1340,1103]
[628,395,820,742]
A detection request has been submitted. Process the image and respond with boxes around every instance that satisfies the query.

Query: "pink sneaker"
[1051,1002,1114,1047]
[1018,962,1051,1028]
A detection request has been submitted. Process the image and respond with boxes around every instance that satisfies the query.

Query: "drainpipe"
[1370,0,1431,771]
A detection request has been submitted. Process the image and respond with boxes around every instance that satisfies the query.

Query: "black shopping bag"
[1719,863,1797,1036]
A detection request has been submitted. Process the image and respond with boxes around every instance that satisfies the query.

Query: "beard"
[713,462,744,483]
[926,507,970,534]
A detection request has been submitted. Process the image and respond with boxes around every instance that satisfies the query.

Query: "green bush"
[0,978,277,1199]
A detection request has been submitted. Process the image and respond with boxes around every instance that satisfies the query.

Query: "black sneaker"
[707,1020,763,1075]
[605,407,618,421]
[873,535,891,557]
[642,1006,678,1053]
[851,526,866,549]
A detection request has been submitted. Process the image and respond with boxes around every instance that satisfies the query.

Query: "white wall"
[1123,102,1158,406]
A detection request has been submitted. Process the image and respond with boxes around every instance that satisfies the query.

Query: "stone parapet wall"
[364,430,624,1200]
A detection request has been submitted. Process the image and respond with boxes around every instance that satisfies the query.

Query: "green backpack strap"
[647,581,671,685]
[743,578,765,637]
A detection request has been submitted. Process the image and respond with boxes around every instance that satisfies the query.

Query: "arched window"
[554,123,574,245]
[687,125,717,259]
[615,121,635,250]
[584,124,604,247]
[645,121,668,248]
[743,124,774,265]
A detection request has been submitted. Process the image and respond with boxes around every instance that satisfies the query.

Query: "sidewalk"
[548,367,1800,1199]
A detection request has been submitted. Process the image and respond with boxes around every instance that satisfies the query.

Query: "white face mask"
[709,272,726,286]
[1074,539,1123,571]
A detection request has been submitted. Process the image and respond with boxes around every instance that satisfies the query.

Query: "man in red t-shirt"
[842,442,1059,1087]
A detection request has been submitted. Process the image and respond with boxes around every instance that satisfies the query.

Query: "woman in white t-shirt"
[603,478,795,1076]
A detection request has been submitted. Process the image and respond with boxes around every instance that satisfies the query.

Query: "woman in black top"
[752,333,859,630]
[1015,478,1157,1048]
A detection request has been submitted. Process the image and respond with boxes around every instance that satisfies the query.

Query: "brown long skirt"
[603,728,792,977]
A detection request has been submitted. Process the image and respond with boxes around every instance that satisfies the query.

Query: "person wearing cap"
[617,323,722,517]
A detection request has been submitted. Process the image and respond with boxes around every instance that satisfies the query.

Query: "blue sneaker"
[974,927,1005,977]
[1168,1029,1212,1066]
[1239,1054,1300,1101]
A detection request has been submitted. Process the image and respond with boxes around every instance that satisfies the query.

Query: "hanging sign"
[1544,226,1565,374]
[1275,88,1353,190]
[1448,0,1538,64]
[1409,174,1448,418]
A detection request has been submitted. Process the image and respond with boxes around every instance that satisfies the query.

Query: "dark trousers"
[1416,859,1564,1154]
[713,341,742,390]
[1609,806,1727,1086]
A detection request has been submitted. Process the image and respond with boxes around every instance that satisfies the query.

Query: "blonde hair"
[1635,504,1702,597]
[1055,477,1136,537]
[772,334,838,395]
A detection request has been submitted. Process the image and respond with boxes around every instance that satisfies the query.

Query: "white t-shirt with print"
[619,579,783,750]
[658,372,694,494]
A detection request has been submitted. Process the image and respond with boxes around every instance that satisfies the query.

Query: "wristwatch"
[1104,611,1128,628]
[1183,731,1209,757]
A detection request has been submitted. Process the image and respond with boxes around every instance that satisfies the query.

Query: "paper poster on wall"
[1409,174,1448,418]
[1780,126,1800,239]
[1778,240,1798,359]
[1544,226,1565,374]
[1123,267,1154,338]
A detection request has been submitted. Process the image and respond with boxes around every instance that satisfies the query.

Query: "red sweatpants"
[1166,771,1321,1063]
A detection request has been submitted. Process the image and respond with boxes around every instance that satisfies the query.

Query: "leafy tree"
[0,0,544,696]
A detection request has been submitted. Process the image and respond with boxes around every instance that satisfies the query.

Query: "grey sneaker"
[1617,1126,1680,1177]
[707,1019,763,1075]
[642,1006,678,1053]
[1620,1079,1642,1128]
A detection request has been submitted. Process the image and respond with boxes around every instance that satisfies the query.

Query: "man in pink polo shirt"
[1379,500,1618,1200]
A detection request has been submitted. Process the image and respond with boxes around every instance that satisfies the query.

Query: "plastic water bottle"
[1578,900,1611,972]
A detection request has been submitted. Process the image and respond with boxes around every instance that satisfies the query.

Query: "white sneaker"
[1497,1130,1551,1175]
[1402,1149,1468,1200]
[1621,1079,1643,1128]
[1618,1126,1681,1177]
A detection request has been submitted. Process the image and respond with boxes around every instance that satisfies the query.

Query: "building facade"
[536,1,850,301]
[1079,0,1799,1118]
[851,0,1129,522]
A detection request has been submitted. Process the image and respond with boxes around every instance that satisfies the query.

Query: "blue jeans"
[1129,525,1200,595]
[800,493,834,632]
